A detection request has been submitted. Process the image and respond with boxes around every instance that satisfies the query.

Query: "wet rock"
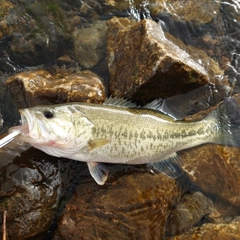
[0,2,29,39]
[0,144,84,240]
[107,18,214,104]
[53,166,184,240]
[163,32,225,85]
[180,144,240,218]
[0,1,64,66]
[167,216,240,240]
[56,54,77,68]
[105,0,220,25]
[72,20,108,69]
[159,83,231,120]
[151,0,220,25]
[166,191,214,236]
[5,69,106,109]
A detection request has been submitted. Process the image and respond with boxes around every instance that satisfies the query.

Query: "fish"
[9,97,240,185]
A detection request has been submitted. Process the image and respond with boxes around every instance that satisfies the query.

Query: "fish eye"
[43,110,54,119]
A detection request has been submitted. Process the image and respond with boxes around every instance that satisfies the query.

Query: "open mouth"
[9,109,32,137]
[19,109,32,136]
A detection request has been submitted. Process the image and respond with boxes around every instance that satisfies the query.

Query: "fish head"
[13,104,94,150]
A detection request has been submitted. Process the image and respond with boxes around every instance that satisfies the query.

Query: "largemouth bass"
[9,97,240,184]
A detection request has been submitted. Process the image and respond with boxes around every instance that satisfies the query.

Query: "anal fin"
[87,162,109,185]
[148,152,183,179]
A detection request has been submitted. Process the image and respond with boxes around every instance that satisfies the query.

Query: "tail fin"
[215,97,240,147]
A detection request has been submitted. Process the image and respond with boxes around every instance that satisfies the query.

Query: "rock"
[167,216,240,240]
[180,144,240,218]
[5,69,106,109]
[107,18,214,104]
[104,0,220,25]
[0,2,27,39]
[73,20,108,69]
[151,0,220,25]
[53,166,184,240]
[159,83,231,120]
[0,144,84,239]
[166,191,214,236]
[0,1,64,66]
[163,32,225,85]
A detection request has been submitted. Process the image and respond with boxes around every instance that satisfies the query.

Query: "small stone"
[5,69,106,109]
[166,191,214,236]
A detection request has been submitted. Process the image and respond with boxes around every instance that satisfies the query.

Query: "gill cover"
[20,105,94,149]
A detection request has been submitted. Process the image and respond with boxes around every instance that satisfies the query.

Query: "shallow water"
[1,0,240,239]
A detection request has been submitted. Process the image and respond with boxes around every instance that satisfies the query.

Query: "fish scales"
[9,97,240,184]
[73,104,219,164]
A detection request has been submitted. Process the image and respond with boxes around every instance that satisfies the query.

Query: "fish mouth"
[19,109,31,136]
[10,109,32,138]
[8,109,31,141]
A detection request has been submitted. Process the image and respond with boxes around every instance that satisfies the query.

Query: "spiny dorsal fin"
[143,99,163,111]
[103,96,138,108]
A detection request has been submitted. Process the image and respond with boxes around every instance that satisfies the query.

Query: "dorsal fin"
[143,99,163,111]
[103,96,138,108]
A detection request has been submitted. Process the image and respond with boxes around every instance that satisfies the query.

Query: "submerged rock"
[73,20,108,69]
[166,191,214,236]
[53,166,183,240]
[0,1,64,66]
[0,143,84,240]
[181,144,240,217]
[159,83,231,120]
[104,0,220,25]
[168,216,240,240]
[107,18,221,104]
[151,0,220,25]
[5,69,106,109]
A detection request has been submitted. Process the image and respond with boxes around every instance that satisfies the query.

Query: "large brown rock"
[107,18,218,104]
[53,166,183,240]
[5,69,106,109]
[180,144,240,218]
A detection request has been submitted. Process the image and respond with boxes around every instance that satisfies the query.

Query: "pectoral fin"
[148,152,184,179]
[87,162,109,185]
[88,139,109,151]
